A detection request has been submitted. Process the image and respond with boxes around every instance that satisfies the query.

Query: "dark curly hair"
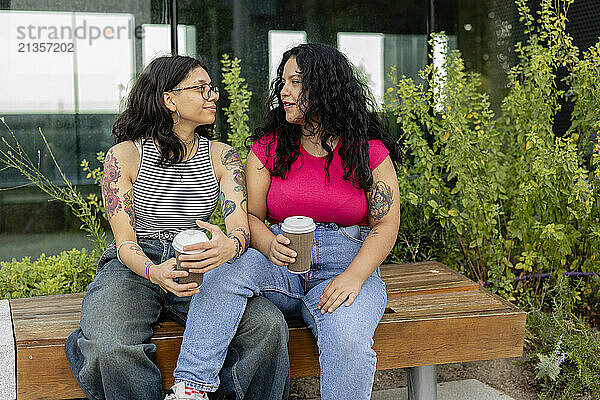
[251,43,400,190]
[112,55,213,166]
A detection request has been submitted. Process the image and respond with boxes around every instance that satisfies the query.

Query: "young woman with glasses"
[64,55,289,400]
[172,43,401,400]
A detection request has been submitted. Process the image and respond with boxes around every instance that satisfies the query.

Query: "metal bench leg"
[407,365,437,400]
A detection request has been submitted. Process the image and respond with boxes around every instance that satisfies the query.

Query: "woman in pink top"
[173,43,400,400]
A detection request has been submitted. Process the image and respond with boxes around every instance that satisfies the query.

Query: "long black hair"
[251,43,400,190]
[112,55,213,166]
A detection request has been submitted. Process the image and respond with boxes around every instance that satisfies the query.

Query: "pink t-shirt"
[250,132,389,226]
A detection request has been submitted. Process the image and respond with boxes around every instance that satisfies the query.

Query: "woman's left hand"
[179,220,236,273]
[318,271,365,314]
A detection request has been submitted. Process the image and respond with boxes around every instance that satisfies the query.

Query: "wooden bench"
[8,261,526,400]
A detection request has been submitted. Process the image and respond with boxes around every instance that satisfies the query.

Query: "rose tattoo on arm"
[102,149,122,219]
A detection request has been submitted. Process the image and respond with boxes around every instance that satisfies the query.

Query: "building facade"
[0,0,598,259]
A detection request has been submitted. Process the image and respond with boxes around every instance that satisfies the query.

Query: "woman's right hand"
[269,234,297,266]
[149,258,200,297]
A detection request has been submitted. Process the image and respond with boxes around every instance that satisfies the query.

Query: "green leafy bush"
[209,54,254,231]
[385,0,600,301]
[221,53,252,163]
[527,276,600,399]
[0,248,98,299]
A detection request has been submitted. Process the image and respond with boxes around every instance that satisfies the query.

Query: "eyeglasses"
[166,83,220,100]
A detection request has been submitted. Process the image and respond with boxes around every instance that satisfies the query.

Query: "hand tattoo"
[102,149,122,218]
[368,181,393,220]
[123,188,135,228]
[221,146,243,170]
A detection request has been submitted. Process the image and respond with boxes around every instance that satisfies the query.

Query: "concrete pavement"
[309,379,514,400]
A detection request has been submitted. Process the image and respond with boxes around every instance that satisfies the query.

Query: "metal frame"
[170,0,178,55]
[407,365,438,400]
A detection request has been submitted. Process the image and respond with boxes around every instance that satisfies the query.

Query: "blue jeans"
[64,239,290,400]
[174,224,387,400]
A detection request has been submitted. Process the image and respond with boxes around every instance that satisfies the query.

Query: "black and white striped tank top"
[132,136,219,238]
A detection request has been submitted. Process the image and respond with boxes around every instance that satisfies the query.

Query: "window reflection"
[268,30,306,84]
[142,24,197,67]
[338,33,384,105]
[0,11,135,114]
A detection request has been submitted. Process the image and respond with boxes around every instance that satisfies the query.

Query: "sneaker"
[164,382,209,400]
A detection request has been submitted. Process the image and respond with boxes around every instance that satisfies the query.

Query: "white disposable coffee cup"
[281,216,316,274]
[172,229,209,285]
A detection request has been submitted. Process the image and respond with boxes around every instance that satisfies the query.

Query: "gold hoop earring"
[173,109,180,125]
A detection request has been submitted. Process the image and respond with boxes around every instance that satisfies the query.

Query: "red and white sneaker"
[164,382,209,400]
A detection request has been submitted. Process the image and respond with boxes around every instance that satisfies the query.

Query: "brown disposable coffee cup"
[281,216,316,274]
[172,229,209,286]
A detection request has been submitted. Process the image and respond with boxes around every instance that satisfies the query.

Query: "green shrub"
[221,53,252,163]
[0,248,98,299]
[384,0,600,300]
[527,276,600,399]
[209,53,254,232]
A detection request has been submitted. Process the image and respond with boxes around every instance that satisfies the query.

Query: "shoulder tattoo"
[368,181,393,220]
[102,149,122,219]
[221,146,243,170]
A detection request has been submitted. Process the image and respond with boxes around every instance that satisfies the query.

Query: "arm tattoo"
[231,227,250,252]
[123,188,135,229]
[368,181,393,220]
[102,149,122,218]
[365,227,380,240]
[220,191,236,219]
[232,168,248,211]
[222,200,236,219]
[221,146,243,170]
[128,244,144,257]
[232,168,247,197]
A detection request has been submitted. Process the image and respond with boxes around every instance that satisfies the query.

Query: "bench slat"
[380,262,479,297]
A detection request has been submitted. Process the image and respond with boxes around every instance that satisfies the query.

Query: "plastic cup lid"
[172,229,209,253]
[281,216,316,234]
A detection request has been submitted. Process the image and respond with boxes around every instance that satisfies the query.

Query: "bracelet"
[116,240,138,264]
[231,228,250,253]
[145,262,155,281]
[145,262,166,292]
[227,234,242,262]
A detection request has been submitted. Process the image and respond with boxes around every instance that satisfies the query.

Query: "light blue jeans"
[174,223,387,400]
